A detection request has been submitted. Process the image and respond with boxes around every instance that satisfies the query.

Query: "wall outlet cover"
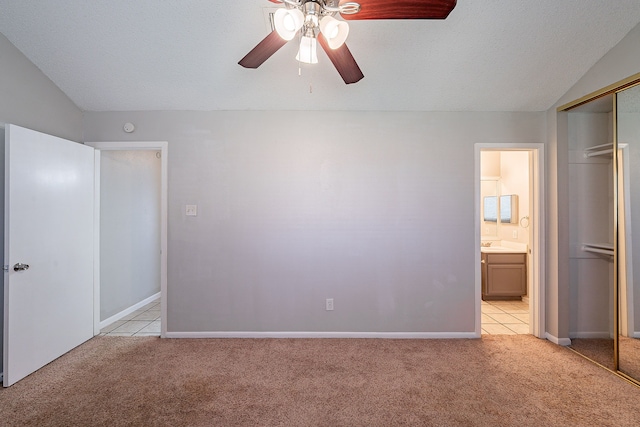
[326,298,334,311]
[186,205,197,216]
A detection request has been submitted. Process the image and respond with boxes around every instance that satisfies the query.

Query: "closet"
[561,72,640,386]
[616,83,640,382]
[567,98,615,368]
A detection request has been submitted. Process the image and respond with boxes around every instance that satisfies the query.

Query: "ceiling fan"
[239,0,457,84]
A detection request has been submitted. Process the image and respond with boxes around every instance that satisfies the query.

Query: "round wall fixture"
[123,122,135,133]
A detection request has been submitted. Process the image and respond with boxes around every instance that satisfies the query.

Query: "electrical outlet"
[186,205,197,216]
[326,298,334,311]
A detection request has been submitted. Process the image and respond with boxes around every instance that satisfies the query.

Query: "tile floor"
[100,299,161,337]
[481,299,530,335]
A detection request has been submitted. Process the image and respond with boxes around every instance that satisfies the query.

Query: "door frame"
[474,143,546,338]
[86,141,168,338]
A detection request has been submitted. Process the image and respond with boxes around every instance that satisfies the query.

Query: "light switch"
[186,205,197,216]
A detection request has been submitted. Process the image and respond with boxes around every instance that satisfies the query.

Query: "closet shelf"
[582,242,614,256]
[584,143,613,158]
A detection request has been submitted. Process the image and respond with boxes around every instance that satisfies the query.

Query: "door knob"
[13,263,29,272]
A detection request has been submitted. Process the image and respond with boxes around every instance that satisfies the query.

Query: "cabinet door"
[486,264,526,297]
[481,254,488,293]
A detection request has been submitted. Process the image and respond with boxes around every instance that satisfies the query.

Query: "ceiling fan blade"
[318,34,364,84]
[268,0,283,3]
[340,0,457,20]
[239,30,288,69]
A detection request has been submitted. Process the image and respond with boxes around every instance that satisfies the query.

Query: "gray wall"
[100,150,161,320]
[546,22,640,341]
[0,33,82,141]
[84,111,545,334]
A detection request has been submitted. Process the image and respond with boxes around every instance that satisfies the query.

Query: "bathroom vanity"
[481,246,527,300]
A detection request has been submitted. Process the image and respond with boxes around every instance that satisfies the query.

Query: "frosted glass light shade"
[296,36,318,64]
[319,16,349,49]
[274,8,304,41]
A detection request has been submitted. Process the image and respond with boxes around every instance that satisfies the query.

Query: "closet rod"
[584,149,613,158]
[583,142,614,158]
[582,245,614,256]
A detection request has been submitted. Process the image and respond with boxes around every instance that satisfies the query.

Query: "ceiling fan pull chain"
[309,53,314,93]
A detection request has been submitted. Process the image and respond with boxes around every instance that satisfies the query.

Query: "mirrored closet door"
[616,82,640,383]
[561,72,640,386]
[566,94,615,371]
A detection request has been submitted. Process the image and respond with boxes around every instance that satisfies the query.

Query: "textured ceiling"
[1,0,639,112]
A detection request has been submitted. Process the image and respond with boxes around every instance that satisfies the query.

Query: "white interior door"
[3,124,95,387]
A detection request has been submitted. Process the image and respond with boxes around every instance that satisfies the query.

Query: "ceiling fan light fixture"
[319,16,349,49]
[274,8,304,41]
[296,35,318,64]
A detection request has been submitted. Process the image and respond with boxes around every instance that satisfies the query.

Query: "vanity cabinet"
[481,252,527,300]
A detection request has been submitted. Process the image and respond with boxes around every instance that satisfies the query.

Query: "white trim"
[99,292,160,330]
[85,141,168,338]
[569,332,612,339]
[545,333,572,346]
[474,143,546,339]
[164,331,479,339]
[634,332,640,338]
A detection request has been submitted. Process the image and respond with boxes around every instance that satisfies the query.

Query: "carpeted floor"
[568,338,615,370]
[1,335,639,426]
[619,336,640,380]
[568,337,640,381]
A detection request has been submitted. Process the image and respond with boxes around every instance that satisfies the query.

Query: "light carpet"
[1,335,639,426]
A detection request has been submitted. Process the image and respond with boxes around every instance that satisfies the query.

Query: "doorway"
[86,141,168,338]
[475,144,545,338]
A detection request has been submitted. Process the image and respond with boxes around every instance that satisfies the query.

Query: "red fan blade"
[318,34,364,84]
[239,31,288,69]
[268,0,283,3]
[340,0,457,20]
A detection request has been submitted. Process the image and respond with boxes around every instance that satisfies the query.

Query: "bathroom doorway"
[475,144,545,338]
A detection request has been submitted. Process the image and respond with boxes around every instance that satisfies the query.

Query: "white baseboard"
[634,332,640,339]
[164,331,478,339]
[99,292,160,330]
[569,332,612,339]
[545,332,571,346]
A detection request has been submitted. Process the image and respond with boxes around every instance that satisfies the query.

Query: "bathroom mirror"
[481,179,498,237]
[500,195,518,224]
[483,196,498,222]
[616,82,640,383]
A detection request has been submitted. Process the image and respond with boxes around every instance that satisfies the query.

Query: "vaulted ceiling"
[1,0,639,112]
